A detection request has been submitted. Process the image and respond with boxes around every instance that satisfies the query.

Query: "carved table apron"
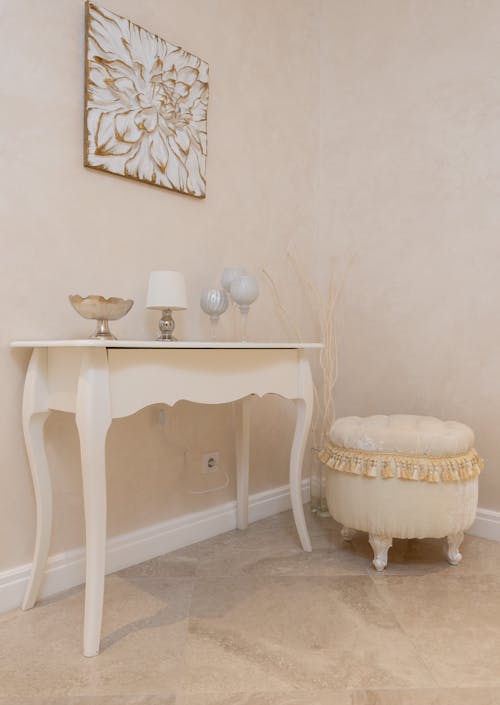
[11,341,319,657]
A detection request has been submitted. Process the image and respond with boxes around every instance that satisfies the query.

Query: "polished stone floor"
[1,508,500,704]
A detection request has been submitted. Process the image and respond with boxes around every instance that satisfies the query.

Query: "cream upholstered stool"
[319,415,483,571]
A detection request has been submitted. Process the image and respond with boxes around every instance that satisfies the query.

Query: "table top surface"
[11,340,323,350]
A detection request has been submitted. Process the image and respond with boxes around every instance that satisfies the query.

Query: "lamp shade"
[146,271,188,311]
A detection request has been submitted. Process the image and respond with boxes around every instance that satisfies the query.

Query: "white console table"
[11,340,320,657]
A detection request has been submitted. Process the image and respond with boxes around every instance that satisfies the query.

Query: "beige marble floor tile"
[205,524,309,551]
[115,508,344,583]
[194,545,370,577]
[307,514,346,539]
[118,522,370,580]
[0,604,23,626]
[182,575,435,693]
[0,575,193,697]
[176,690,500,705]
[118,553,199,579]
[374,572,500,686]
[4,509,500,703]
[321,527,500,579]
[365,534,500,578]
[118,511,308,581]
[351,687,500,704]
[197,509,338,549]
[198,507,340,548]
[2,689,497,705]
[115,512,500,581]
[210,515,303,549]
[230,507,335,537]
[0,698,174,705]
[115,519,307,580]
[455,534,500,575]
[176,691,354,704]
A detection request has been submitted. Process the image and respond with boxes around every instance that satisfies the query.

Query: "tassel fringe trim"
[319,443,483,483]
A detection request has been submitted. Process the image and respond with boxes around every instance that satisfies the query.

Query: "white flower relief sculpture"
[85,2,209,198]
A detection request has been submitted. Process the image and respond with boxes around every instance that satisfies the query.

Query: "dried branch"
[261,268,303,343]
[262,250,352,455]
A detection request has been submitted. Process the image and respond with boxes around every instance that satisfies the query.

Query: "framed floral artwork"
[84,2,209,198]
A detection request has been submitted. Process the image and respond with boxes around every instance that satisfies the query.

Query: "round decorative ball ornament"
[200,287,229,340]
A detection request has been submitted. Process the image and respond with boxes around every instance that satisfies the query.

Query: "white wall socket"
[201,451,220,474]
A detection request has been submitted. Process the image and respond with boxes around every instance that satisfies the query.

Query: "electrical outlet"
[202,451,220,474]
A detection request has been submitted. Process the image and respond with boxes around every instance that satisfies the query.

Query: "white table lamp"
[146,270,187,341]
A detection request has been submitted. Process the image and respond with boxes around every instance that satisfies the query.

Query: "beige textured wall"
[3,0,499,576]
[319,0,500,509]
[0,0,320,570]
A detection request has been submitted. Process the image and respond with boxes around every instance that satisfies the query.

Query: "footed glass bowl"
[69,295,134,340]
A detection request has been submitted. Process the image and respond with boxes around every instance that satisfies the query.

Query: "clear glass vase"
[309,450,330,517]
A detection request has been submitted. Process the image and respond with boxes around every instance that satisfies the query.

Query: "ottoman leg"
[341,526,356,542]
[369,534,392,571]
[447,531,464,566]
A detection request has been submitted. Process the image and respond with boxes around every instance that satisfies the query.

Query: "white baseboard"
[467,507,500,542]
[0,479,310,614]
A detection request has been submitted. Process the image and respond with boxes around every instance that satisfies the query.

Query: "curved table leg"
[235,397,251,530]
[76,348,111,658]
[22,349,52,610]
[290,353,314,552]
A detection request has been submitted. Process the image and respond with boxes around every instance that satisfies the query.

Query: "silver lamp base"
[156,308,178,341]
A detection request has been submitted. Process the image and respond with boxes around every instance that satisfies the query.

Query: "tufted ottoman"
[319,415,483,571]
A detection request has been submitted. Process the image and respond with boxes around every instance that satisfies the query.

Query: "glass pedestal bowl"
[69,295,134,340]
